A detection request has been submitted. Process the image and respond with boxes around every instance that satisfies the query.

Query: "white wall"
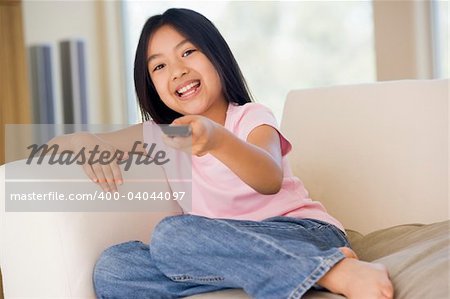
[22,0,127,124]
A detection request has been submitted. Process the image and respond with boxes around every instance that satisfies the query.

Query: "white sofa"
[1,79,448,299]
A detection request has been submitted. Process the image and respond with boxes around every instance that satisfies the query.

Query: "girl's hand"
[162,115,222,156]
[70,132,127,192]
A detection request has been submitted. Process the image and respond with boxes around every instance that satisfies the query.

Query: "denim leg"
[150,215,349,299]
[93,240,229,299]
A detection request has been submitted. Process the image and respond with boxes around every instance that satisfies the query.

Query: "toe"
[339,247,359,259]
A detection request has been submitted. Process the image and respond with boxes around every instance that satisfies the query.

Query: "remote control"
[160,125,192,137]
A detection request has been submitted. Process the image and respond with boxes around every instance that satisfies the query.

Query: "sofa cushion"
[348,220,450,299]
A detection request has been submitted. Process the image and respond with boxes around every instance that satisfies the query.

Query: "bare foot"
[317,247,394,299]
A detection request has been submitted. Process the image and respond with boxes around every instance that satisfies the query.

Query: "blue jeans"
[93,214,350,299]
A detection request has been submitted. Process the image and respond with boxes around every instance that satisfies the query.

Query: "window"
[431,0,449,78]
[122,1,375,122]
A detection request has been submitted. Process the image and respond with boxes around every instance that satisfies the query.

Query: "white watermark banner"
[4,124,192,212]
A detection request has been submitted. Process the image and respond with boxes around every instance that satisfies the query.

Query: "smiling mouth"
[175,80,201,98]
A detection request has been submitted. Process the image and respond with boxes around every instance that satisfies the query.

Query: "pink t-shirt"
[143,102,344,232]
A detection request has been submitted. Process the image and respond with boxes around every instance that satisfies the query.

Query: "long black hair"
[134,8,253,124]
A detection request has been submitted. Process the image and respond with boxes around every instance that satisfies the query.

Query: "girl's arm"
[47,124,145,192]
[47,124,145,153]
[210,124,283,195]
[81,123,145,153]
[167,116,283,195]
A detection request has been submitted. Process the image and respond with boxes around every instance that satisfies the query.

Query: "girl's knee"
[93,241,145,296]
[150,215,214,252]
[152,215,210,238]
[93,250,115,298]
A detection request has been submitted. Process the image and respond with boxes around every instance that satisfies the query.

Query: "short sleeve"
[236,103,292,156]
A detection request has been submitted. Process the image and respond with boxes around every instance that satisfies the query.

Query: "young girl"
[52,8,393,299]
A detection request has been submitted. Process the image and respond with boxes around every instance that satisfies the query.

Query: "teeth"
[177,81,200,95]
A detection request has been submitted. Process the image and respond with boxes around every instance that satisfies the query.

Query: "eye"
[182,49,196,57]
[152,64,165,72]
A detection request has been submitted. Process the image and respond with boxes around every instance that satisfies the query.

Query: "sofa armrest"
[0,158,181,298]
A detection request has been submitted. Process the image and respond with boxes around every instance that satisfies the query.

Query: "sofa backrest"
[281,79,448,234]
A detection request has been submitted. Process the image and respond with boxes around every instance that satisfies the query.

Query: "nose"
[171,61,188,81]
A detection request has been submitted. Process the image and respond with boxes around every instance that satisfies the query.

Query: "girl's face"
[147,25,227,122]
